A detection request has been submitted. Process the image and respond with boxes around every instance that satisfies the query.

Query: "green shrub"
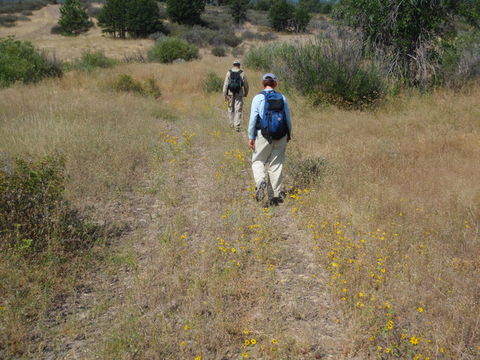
[112,74,145,95]
[0,37,62,87]
[58,0,92,35]
[212,46,226,57]
[71,50,117,72]
[245,39,385,108]
[148,37,199,63]
[0,154,100,254]
[111,74,162,98]
[241,30,278,41]
[144,77,162,98]
[202,72,223,93]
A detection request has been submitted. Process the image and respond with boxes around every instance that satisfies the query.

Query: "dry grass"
[0,5,153,60]
[285,87,480,359]
[1,49,479,360]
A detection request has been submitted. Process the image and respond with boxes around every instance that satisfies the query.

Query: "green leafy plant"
[0,154,100,254]
[58,0,92,35]
[148,37,199,63]
[211,47,226,57]
[111,74,162,98]
[71,50,116,72]
[0,37,62,87]
[202,71,223,93]
[166,0,205,25]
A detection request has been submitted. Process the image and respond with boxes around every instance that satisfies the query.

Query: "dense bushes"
[148,37,199,63]
[98,0,167,39]
[70,50,117,72]
[0,37,62,87]
[0,154,100,254]
[202,71,223,93]
[58,0,92,35]
[111,73,162,98]
[244,38,385,108]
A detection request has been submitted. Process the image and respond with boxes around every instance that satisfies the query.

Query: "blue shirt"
[248,89,292,140]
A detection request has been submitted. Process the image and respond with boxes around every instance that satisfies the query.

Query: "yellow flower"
[369,336,375,341]
[179,341,186,347]
[385,302,391,309]
[184,325,191,330]
[358,292,364,297]
[180,233,187,240]
[242,353,249,358]
[410,336,419,345]
[439,347,445,353]
[194,356,202,360]
[271,339,278,344]
[231,248,237,253]
[386,320,394,330]
[385,347,391,353]
[377,345,383,351]
[250,338,257,345]
[244,339,250,346]
[243,329,249,335]
[417,307,424,313]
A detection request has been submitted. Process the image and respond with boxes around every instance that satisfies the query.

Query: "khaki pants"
[227,94,243,129]
[252,131,287,197]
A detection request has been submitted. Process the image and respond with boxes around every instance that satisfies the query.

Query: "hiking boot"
[269,197,284,206]
[255,181,267,202]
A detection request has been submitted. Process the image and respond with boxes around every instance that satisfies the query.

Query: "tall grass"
[1,56,479,359]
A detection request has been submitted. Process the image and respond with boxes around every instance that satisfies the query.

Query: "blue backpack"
[258,90,289,143]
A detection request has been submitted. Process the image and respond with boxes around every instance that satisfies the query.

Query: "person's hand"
[224,95,228,101]
[248,139,255,150]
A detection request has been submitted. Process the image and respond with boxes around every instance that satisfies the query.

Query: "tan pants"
[252,131,287,197]
[227,94,243,129]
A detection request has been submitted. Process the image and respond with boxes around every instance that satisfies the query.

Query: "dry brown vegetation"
[1,56,479,359]
[1,7,480,359]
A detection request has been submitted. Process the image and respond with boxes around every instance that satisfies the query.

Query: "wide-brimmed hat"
[262,73,277,81]
[233,59,241,65]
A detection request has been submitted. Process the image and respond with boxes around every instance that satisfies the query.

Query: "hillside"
[1,3,480,360]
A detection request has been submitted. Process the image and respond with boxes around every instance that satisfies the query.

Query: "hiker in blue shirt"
[248,73,292,206]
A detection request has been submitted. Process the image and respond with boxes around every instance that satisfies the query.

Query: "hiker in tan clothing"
[223,59,249,132]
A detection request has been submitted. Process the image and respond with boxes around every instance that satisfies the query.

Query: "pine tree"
[127,0,165,38]
[269,0,295,32]
[58,0,92,35]
[230,0,249,24]
[166,0,206,25]
[98,0,129,38]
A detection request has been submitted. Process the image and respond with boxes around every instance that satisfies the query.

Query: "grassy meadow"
[1,1,480,354]
[1,55,479,359]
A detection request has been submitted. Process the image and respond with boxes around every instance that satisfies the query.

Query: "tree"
[166,0,206,25]
[334,0,480,60]
[333,0,480,84]
[98,0,166,39]
[126,0,166,38]
[230,0,249,24]
[58,0,92,35]
[254,0,273,11]
[292,3,311,32]
[98,0,128,38]
[269,0,295,32]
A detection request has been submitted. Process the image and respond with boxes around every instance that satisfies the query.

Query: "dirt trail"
[38,121,346,359]
[269,205,345,359]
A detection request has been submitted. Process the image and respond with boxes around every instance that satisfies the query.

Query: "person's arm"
[222,71,230,98]
[283,95,292,140]
[248,94,263,147]
[242,73,249,97]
